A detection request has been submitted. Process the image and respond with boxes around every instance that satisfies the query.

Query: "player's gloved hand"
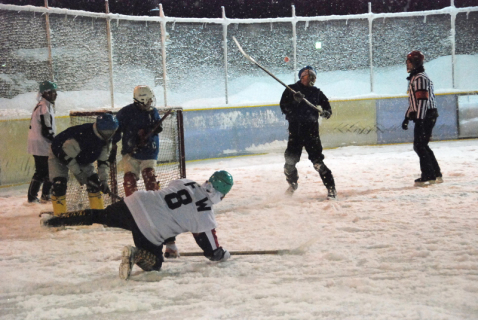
[321,110,332,119]
[293,92,305,103]
[152,121,163,134]
[99,180,110,195]
[75,171,88,186]
[402,118,409,130]
[86,174,102,193]
[164,242,180,258]
[209,247,230,262]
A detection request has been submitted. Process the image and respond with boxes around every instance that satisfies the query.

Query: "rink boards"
[0,92,476,186]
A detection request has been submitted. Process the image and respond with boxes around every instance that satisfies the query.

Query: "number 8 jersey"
[124,179,223,246]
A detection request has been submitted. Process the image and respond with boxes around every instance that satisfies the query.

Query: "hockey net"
[65,107,186,211]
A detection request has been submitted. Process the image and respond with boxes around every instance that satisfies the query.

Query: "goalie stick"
[232,36,323,114]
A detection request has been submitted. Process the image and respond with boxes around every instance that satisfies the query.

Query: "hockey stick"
[179,249,296,257]
[232,36,323,114]
[133,109,172,153]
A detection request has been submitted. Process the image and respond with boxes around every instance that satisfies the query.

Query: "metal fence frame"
[1,1,477,107]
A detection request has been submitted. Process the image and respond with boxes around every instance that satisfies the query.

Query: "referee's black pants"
[413,110,441,180]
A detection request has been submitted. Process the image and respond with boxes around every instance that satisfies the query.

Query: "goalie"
[48,114,119,215]
[112,85,164,197]
[42,170,234,280]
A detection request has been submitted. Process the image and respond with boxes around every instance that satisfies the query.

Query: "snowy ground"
[1,139,478,320]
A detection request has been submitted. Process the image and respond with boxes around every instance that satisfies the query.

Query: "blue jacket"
[51,123,107,165]
[112,103,161,160]
[280,81,332,123]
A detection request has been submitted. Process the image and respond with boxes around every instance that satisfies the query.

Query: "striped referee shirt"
[406,72,437,120]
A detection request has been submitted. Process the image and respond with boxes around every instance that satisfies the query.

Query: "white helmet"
[133,85,156,110]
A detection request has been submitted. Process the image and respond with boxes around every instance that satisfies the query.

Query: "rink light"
[315,42,322,49]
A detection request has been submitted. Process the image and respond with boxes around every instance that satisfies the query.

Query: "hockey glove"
[86,174,101,192]
[74,171,88,186]
[152,121,163,135]
[402,118,409,130]
[293,92,305,103]
[209,247,231,262]
[321,110,332,119]
[164,242,180,258]
[99,180,111,195]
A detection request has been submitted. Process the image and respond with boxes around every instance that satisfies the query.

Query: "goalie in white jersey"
[42,170,234,280]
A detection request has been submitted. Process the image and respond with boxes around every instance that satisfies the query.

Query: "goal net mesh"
[65,107,185,211]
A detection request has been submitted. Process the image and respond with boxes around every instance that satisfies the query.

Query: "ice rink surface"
[1,139,477,319]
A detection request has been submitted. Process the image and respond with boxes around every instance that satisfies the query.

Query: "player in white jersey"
[401,51,442,186]
[27,81,57,203]
[42,171,234,280]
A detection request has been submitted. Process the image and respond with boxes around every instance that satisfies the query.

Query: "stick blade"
[232,36,257,64]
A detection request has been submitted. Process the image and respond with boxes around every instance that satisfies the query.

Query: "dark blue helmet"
[96,114,119,140]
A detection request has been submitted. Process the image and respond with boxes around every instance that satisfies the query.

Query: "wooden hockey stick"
[133,109,172,153]
[232,36,323,114]
[180,249,294,256]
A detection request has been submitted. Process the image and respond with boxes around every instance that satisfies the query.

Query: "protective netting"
[65,108,185,211]
[1,6,477,101]
[372,14,452,68]
[111,20,163,96]
[0,10,50,98]
[296,19,370,72]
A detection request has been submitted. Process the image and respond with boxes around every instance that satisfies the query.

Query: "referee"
[402,50,442,186]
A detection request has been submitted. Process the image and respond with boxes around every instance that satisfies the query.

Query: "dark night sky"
[1,0,478,17]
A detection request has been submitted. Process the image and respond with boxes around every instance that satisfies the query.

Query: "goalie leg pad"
[51,195,67,216]
[123,172,138,197]
[88,191,105,210]
[141,168,159,191]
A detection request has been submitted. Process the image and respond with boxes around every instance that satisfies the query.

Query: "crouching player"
[42,170,234,280]
[48,114,119,215]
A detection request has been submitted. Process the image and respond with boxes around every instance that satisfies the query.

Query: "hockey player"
[112,85,163,197]
[42,170,234,280]
[27,81,57,203]
[280,66,337,199]
[48,114,119,215]
[111,85,180,257]
[402,50,442,186]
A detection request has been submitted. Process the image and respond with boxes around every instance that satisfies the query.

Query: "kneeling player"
[42,171,234,280]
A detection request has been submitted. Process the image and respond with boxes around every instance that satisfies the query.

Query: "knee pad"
[141,168,159,191]
[52,177,67,197]
[313,161,328,174]
[284,153,300,166]
[123,172,138,197]
[284,164,298,184]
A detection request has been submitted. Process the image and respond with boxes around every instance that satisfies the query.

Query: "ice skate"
[327,186,337,200]
[119,245,138,280]
[435,175,443,184]
[285,182,298,196]
[414,177,436,187]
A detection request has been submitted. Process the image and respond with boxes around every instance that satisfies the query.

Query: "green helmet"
[209,170,234,196]
[39,81,57,93]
